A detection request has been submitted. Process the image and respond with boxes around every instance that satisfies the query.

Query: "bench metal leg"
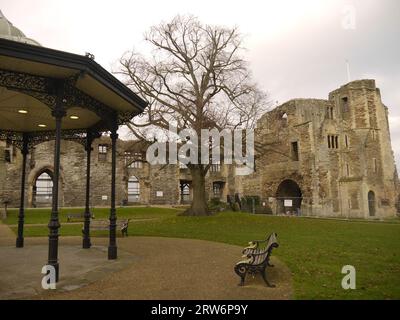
[121,228,128,237]
[239,274,246,286]
[234,264,247,286]
[261,269,275,288]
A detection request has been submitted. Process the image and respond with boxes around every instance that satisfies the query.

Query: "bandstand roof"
[0,38,146,135]
[0,10,146,148]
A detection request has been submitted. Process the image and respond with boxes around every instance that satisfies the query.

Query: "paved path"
[1,236,293,300]
[0,221,14,246]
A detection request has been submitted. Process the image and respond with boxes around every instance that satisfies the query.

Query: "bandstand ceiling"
[0,88,101,132]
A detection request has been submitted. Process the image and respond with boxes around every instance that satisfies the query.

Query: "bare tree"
[118,15,270,216]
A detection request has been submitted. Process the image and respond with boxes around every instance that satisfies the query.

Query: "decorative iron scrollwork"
[0,68,138,136]
[0,69,53,93]
[0,129,101,150]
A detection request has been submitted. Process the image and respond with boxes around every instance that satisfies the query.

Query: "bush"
[208,198,229,212]
[232,202,241,212]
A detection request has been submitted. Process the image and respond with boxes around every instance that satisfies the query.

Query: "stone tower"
[327,79,397,217]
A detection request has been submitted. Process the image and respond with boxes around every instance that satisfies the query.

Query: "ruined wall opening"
[127,176,140,203]
[341,97,349,113]
[180,180,192,204]
[280,112,288,126]
[368,190,376,217]
[212,181,225,200]
[291,141,299,161]
[33,170,53,207]
[276,179,302,215]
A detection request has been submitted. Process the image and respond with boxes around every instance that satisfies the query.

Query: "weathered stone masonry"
[1,80,399,218]
[240,79,399,218]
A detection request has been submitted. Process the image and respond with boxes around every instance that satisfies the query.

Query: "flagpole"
[346,59,351,82]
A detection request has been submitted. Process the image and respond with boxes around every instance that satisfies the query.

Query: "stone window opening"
[326,106,334,119]
[368,191,376,216]
[371,129,377,141]
[345,135,349,148]
[212,181,224,199]
[127,176,140,203]
[125,151,143,169]
[341,97,349,113]
[346,163,350,177]
[180,181,191,204]
[280,112,288,126]
[327,135,339,149]
[182,184,190,201]
[291,141,299,161]
[373,158,378,173]
[98,144,108,161]
[4,148,11,163]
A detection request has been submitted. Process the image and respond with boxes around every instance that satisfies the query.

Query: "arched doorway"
[368,191,376,217]
[276,179,302,215]
[128,176,140,203]
[33,170,53,207]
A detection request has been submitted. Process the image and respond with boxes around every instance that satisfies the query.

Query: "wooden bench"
[234,232,279,287]
[67,212,94,222]
[82,219,130,237]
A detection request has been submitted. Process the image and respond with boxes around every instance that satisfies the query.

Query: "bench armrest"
[248,243,278,257]
[249,233,276,246]
[249,239,269,247]
[244,242,257,249]
[242,242,258,255]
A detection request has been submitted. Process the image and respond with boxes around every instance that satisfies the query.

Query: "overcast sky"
[2,0,399,168]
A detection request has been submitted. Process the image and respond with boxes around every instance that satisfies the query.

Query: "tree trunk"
[182,165,211,216]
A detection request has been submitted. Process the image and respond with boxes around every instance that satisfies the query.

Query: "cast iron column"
[16,133,29,248]
[48,96,66,282]
[82,131,93,249]
[108,125,118,260]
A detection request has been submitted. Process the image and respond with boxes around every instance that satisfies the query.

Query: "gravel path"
[0,221,15,244]
[0,222,293,300]
[36,236,293,300]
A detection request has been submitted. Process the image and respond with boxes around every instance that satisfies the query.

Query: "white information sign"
[284,199,293,207]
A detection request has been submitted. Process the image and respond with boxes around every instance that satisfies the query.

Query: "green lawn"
[3,207,400,299]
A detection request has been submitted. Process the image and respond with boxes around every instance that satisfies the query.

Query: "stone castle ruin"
[1,79,399,219]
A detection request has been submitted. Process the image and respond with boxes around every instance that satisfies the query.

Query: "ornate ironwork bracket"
[0,68,135,129]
